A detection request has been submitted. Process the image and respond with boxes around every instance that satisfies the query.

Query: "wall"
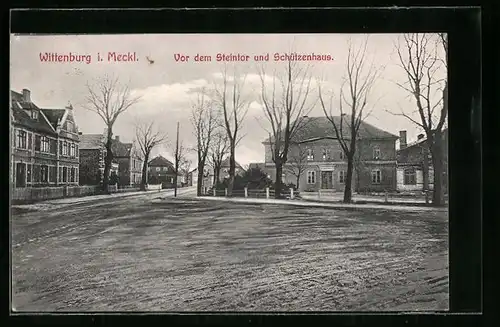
[12,185,99,202]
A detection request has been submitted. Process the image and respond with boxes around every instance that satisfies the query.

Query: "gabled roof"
[263,116,398,144]
[40,109,66,130]
[112,140,132,157]
[248,162,265,170]
[221,157,244,170]
[149,155,173,167]
[79,134,105,150]
[11,91,57,135]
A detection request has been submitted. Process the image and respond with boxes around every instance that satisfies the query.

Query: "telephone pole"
[174,122,179,197]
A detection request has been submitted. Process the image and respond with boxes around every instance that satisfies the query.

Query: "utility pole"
[174,122,179,197]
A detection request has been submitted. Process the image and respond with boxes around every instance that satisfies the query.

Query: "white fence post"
[290,188,294,200]
[318,189,321,199]
[244,187,248,198]
[225,188,228,197]
[384,191,388,203]
[266,187,269,199]
[213,188,216,197]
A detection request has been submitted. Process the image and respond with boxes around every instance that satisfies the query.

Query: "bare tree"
[284,142,309,191]
[171,122,187,197]
[392,33,447,206]
[190,89,217,196]
[319,37,383,203]
[258,60,315,198]
[83,74,141,193]
[208,128,230,187]
[212,66,249,196]
[134,120,167,191]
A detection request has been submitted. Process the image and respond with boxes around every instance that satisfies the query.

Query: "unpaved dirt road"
[11,194,448,312]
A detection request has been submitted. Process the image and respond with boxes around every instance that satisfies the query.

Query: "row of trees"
[83,33,448,206]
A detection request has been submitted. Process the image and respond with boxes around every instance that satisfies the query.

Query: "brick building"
[11,89,80,188]
[263,116,399,193]
[147,155,177,188]
[396,129,448,193]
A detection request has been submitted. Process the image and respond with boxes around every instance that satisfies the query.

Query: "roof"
[11,91,56,135]
[149,155,173,167]
[248,162,266,170]
[79,134,105,149]
[263,116,398,143]
[221,157,244,170]
[40,109,66,130]
[112,140,133,157]
[397,129,448,153]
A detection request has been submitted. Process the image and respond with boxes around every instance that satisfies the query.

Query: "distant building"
[78,133,142,187]
[396,129,448,193]
[218,158,246,179]
[78,133,119,186]
[263,116,399,192]
[11,88,80,188]
[147,155,177,188]
[188,167,212,194]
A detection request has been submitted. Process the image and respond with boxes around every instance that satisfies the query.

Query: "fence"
[11,183,139,203]
[146,184,162,191]
[210,187,298,200]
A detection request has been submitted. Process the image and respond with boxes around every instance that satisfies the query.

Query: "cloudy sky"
[10,34,446,166]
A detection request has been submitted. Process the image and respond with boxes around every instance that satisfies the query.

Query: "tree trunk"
[274,161,283,199]
[227,144,236,196]
[343,155,354,203]
[431,138,445,206]
[197,160,205,196]
[140,153,149,191]
[103,130,113,194]
[296,174,300,192]
[174,165,178,197]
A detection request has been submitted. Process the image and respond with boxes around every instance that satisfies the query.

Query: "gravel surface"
[11,194,449,312]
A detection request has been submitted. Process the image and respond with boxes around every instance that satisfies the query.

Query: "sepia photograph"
[10,33,449,312]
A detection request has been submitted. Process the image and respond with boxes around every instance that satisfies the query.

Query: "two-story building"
[263,116,399,193]
[78,133,119,185]
[11,89,80,188]
[111,135,143,187]
[147,155,177,188]
[396,129,448,193]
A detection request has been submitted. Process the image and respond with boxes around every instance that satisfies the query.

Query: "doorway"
[321,171,333,189]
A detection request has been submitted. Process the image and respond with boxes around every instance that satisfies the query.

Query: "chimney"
[66,102,73,110]
[115,135,120,142]
[78,132,82,135]
[22,89,31,102]
[418,134,425,140]
[399,130,407,149]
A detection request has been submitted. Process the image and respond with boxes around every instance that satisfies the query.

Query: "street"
[12,190,449,312]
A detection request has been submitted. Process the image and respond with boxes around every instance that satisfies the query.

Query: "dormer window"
[373,145,381,160]
[322,149,330,160]
[31,110,38,120]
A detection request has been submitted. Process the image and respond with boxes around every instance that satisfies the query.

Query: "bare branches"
[394,33,447,133]
[83,74,141,127]
[258,58,316,165]
[134,119,167,160]
[190,88,217,164]
[319,36,382,158]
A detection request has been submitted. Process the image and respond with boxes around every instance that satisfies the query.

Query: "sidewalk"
[196,196,448,212]
[12,187,196,211]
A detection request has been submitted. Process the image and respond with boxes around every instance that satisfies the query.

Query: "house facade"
[396,129,448,193]
[263,116,399,193]
[111,135,143,187]
[188,167,212,193]
[147,155,177,188]
[78,133,119,186]
[11,89,80,188]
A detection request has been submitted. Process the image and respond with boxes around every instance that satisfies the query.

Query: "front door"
[15,162,26,188]
[321,171,333,189]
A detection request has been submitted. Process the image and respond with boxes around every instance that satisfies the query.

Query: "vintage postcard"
[10,33,449,312]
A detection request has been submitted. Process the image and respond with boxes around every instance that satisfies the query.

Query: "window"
[63,141,68,156]
[170,177,174,183]
[50,139,57,154]
[58,167,63,182]
[67,121,73,132]
[75,144,79,157]
[59,141,63,155]
[339,150,345,160]
[17,130,27,149]
[404,168,417,185]
[373,145,381,160]
[40,165,49,183]
[28,133,32,150]
[31,110,38,119]
[371,169,381,184]
[339,170,347,183]
[27,164,32,184]
[35,135,41,151]
[41,136,50,152]
[15,163,26,187]
[70,167,76,182]
[156,167,160,171]
[50,166,57,183]
[322,149,330,160]
[62,167,67,183]
[33,165,41,183]
[307,148,314,161]
[307,171,316,184]
[163,166,168,171]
